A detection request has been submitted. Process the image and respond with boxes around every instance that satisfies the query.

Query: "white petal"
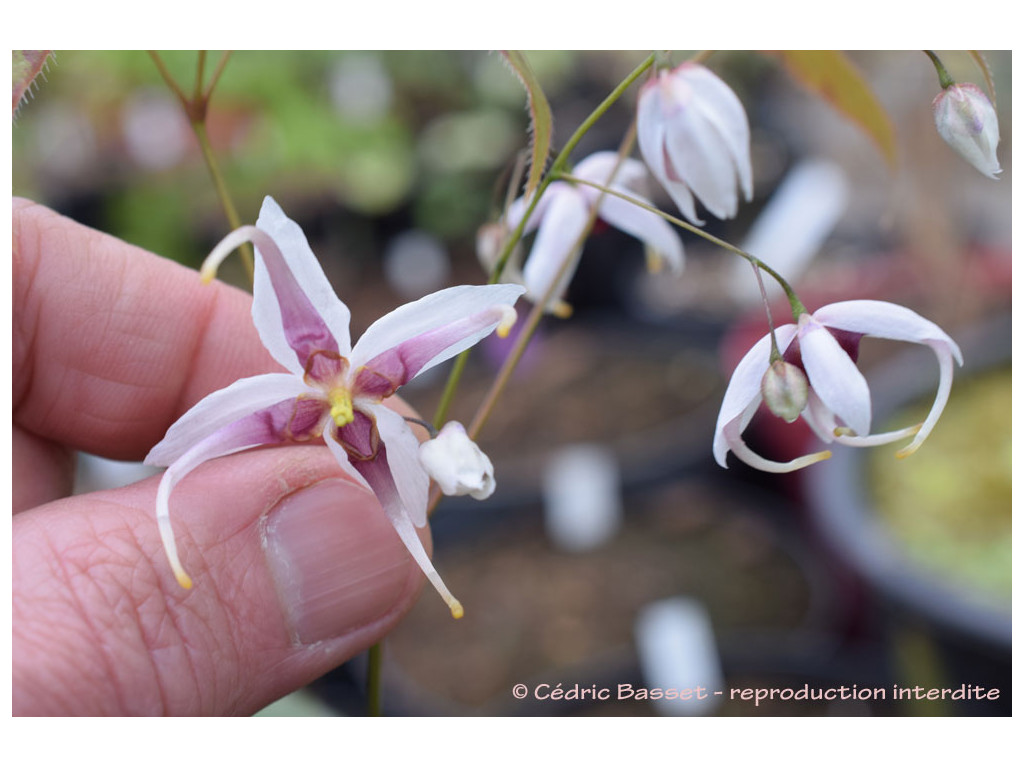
[350,283,525,373]
[367,403,430,528]
[574,152,650,193]
[685,65,753,201]
[798,316,871,437]
[521,188,590,309]
[145,373,315,467]
[595,188,685,274]
[253,196,354,371]
[713,325,797,466]
[813,300,964,365]
[662,78,740,219]
[637,81,703,225]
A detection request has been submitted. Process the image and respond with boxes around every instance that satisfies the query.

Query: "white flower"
[503,151,685,315]
[714,300,963,473]
[418,421,495,500]
[145,196,524,618]
[637,62,753,224]
[932,82,1001,179]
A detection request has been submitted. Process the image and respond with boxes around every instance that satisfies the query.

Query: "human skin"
[12,198,428,715]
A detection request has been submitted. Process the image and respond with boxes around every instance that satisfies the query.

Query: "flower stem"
[149,50,254,284]
[560,174,808,320]
[924,50,955,90]
[430,53,656,432]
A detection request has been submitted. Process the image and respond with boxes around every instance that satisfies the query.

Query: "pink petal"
[154,397,322,588]
[348,443,463,618]
[350,283,524,379]
[145,374,316,467]
[368,403,430,528]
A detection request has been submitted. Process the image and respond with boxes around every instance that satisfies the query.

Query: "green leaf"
[968,50,997,109]
[776,51,897,171]
[499,51,553,200]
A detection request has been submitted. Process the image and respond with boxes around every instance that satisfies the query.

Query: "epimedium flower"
[932,82,1001,179]
[145,196,524,618]
[714,300,963,473]
[637,62,753,225]
[418,421,495,500]
[498,151,685,316]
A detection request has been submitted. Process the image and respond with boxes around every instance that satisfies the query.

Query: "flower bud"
[418,422,496,500]
[761,360,808,423]
[932,83,1001,179]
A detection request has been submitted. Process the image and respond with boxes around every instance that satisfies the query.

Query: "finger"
[13,198,277,460]
[13,444,427,716]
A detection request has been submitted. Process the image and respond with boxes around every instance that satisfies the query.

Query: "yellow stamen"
[496,305,518,338]
[553,300,573,319]
[175,570,194,590]
[328,388,354,427]
[645,244,664,273]
[449,599,464,620]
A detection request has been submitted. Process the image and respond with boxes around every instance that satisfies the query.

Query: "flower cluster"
[146,196,523,618]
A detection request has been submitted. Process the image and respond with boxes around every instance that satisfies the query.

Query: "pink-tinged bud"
[761,359,808,423]
[637,62,753,224]
[932,83,1001,179]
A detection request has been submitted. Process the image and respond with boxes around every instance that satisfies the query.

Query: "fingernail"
[264,478,417,644]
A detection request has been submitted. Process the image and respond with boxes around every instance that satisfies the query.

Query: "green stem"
[430,53,657,433]
[562,173,808,320]
[924,50,955,90]
[432,349,469,428]
[366,641,383,716]
[149,50,254,284]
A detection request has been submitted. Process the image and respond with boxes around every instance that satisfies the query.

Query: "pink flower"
[502,151,684,315]
[932,82,1001,179]
[714,300,963,472]
[637,62,753,224]
[145,196,523,618]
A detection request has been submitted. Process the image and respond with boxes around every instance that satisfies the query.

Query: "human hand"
[12,199,427,715]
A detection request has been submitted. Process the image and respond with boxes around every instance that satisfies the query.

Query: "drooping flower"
[637,62,753,224]
[498,151,684,315]
[714,300,963,472]
[932,82,1001,179]
[418,421,495,500]
[145,196,524,618]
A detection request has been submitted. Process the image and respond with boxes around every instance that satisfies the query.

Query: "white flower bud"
[418,422,496,500]
[932,83,1001,179]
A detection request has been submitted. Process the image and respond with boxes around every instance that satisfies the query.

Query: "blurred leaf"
[776,51,897,170]
[500,51,553,200]
[968,50,997,108]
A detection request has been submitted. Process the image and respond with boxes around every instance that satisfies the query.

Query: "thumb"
[12,445,426,716]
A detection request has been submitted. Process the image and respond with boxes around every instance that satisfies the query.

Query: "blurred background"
[13,50,1011,716]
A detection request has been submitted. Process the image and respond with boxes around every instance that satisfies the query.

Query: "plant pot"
[804,314,1011,715]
